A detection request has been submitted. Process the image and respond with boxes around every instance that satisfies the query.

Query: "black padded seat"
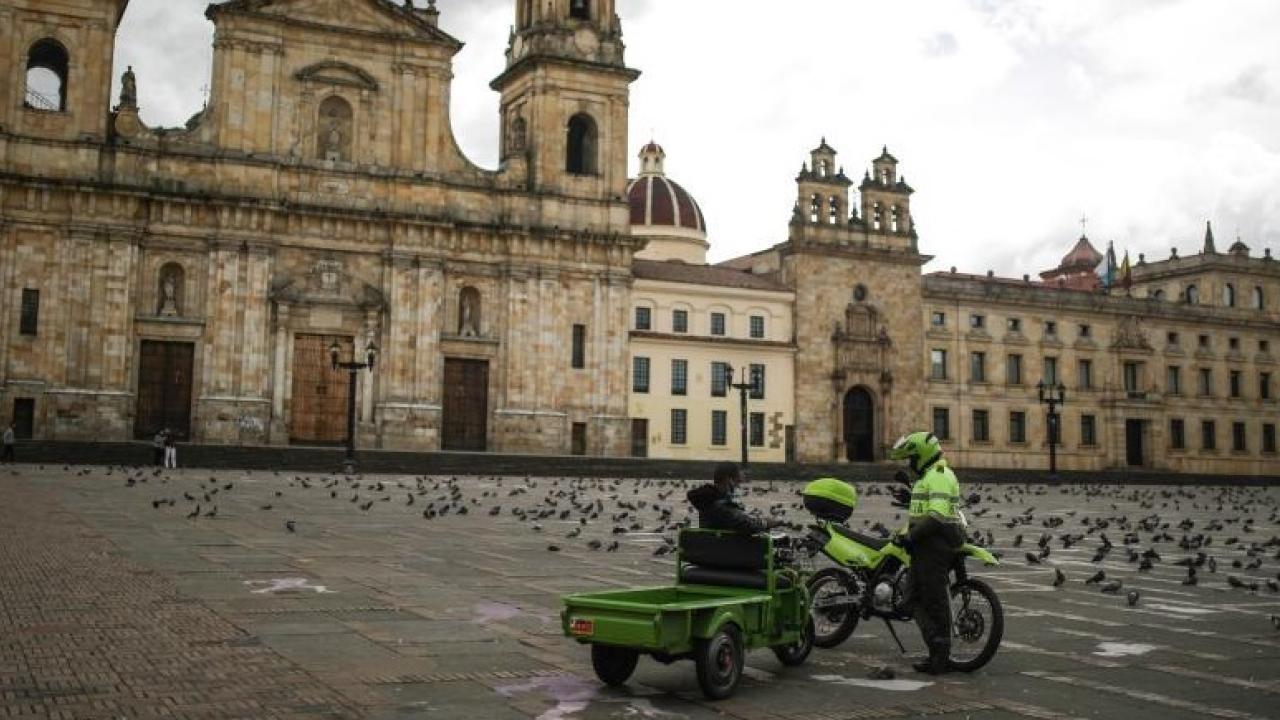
[682,566,793,590]
[830,524,890,551]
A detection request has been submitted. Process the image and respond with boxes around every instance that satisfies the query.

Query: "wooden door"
[1126,420,1144,467]
[135,341,194,440]
[442,358,488,451]
[290,335,351,445]
[843,387,875,462]
[630,419,648,458]
[12,398,34,440]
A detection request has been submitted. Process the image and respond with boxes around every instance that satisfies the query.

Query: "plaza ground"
[1,464,1278,719]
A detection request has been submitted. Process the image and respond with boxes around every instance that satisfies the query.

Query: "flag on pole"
[1120,250,1132,291]
[1096,242,1117,289]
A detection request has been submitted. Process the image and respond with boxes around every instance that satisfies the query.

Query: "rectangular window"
[571,324,586,369]
[1232,422,1247,452]
[673,309,689,334]
[671,359,688,396]
[1198,334,1210,349]
[1167,366,1181,395]
[711,410,728,446]
[749,364,766,400]
[1229,337,1240,350]
[1170,419,1185,450]
[750,412,766,447]
[1006,354,1023,385]
[1043,357,1058,386]
[1078,359,1093,390]
[1262,372,1273,400]
[749,315,765,339]
[972,409,990,443]
[931,311,946,327]
[932,407,951,441]
[710,312,726,336]
[1167,331,1179,345]
[1261,340,1271,353]
[1009,411,1026,444]
[970,314,986,330]
[1263,423,1277,454]
[1045,321,1058,337]
[970,352,986,383]
[670,409,687,445]
[1079,324,1092,338]
[1230,370,1242,399]
[1198,368,1213,397]
[1008,317,1022,333]
[711,361,729,398]
[19,289,39,336]
[634,307,651,331]
[571,423,587,456]
[632,357,650,393]
[1081,414,1097,446]
[1123,362,1140,393]
[1201,420,1216,451]
[931,349,948,380]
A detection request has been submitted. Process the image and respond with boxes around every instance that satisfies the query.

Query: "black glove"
[890,486,911,509]
[893,470,912,487]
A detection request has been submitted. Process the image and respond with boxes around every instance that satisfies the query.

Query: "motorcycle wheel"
[807,568,860,649]
[695,623,744,700]
[591,644,639,687]
[947,578,1003,672]
[771,616,815,666]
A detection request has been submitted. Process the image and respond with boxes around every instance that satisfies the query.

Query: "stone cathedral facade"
[2,0,1277,475]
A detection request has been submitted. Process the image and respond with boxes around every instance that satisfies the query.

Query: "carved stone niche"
[270,257,386,314]
[1111,315,1153,352]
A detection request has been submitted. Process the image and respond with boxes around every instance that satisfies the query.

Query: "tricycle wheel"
[772,616,814,667]
[808,568,860,648]
[695,623,744,700]
[591,644,639,687]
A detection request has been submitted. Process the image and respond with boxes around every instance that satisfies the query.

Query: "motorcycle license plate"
[570,618,595,637]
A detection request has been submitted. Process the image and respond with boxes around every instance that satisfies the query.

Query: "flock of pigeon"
[48,463,1280,630]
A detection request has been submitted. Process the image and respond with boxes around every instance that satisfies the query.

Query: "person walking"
[152,429,166,467]
[1,423,15,463]
[163,430,178,469]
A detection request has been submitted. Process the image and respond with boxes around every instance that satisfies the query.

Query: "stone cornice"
[630,330,797,352]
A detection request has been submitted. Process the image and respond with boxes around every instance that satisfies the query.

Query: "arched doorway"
[843,387,875,462]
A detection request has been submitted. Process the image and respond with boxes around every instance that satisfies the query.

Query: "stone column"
[269,303,291,444]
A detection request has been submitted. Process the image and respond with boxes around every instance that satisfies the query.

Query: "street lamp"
[330,338,378,474]
[1037,380,1066,475]
[725,364,754,466]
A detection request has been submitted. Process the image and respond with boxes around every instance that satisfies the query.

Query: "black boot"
[912,648,951,675]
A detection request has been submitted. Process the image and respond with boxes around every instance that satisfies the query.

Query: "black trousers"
[910,528,961,654]
[1,444,12,462]
[153,447,164,466]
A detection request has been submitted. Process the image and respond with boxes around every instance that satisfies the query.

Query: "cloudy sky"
[115,0,1280,274]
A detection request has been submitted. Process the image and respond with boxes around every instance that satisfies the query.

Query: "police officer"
[888,431,964,675]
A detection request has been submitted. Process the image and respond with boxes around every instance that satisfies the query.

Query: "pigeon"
[606,541,620,552]
[285,520,296,533]
[1052,568,1066,588]
[1100,580,1123,594]
[653,545,672,556]
[260,504,273,511]
[1085,571,1106,585]
[1024,552,1042,565]
[547,545,561,552]
[587,539,603,550]
[1127,590,1140,606]
[1271,614,1280,631]
[566,527,582,539]
[186,505,200,519]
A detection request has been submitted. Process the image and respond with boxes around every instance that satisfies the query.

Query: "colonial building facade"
[2,0,1276,474]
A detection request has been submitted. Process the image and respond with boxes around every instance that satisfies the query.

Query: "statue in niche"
[120,66,137,109]
[317,96,353,162]
[459,286,481,338]
[509,115,528,153]
[158,264,182,317]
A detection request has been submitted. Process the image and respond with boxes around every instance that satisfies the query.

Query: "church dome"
[628,142,709,264]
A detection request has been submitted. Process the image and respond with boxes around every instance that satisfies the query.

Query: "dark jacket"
[687,484,769,534]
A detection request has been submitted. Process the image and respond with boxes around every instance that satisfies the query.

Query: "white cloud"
[112,0,1280,274]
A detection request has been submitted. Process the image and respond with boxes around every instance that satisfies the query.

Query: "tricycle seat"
[677,529,792,591]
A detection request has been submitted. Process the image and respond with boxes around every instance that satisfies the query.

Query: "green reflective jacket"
[908,460,961,526]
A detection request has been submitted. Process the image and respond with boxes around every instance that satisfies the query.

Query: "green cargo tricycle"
[560,529,814,700]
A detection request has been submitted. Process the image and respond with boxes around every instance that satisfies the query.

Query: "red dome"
[627,175,707,234]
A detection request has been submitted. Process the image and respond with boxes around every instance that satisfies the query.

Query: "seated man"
[687,463,782,534]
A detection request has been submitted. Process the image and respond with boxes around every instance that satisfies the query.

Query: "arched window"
[519,0,534,27]
[890,205,901,233]
[1223,283,1236,308]
[1253,286,1265,310]
[872,202,883,231]
[819,160,829,177]
[828,196,839,224]
[158,263,185,317]
[570,0,591,21]
[565,113,598,175]
[1185,284,1199,305]
[458,286,481,338]
[809,194,820,223]
[1151,289,1165,301]
[25,39,69,111]
[317,96,353,162]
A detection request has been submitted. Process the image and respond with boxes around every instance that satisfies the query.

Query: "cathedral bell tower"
[491,0,640,199]
[793,138,854,227]
[860,147,915,238]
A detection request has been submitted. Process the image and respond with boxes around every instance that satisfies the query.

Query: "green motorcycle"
[799,478,1004,672]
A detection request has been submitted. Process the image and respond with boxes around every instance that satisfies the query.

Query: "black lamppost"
[330,338,378,474]
[1037,380,1066,475]
[726,364,754,466]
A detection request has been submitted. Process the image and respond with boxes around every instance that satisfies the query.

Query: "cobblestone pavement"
[2,464,1279,720]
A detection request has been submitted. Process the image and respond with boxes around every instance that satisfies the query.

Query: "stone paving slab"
[2,464,1279,719]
